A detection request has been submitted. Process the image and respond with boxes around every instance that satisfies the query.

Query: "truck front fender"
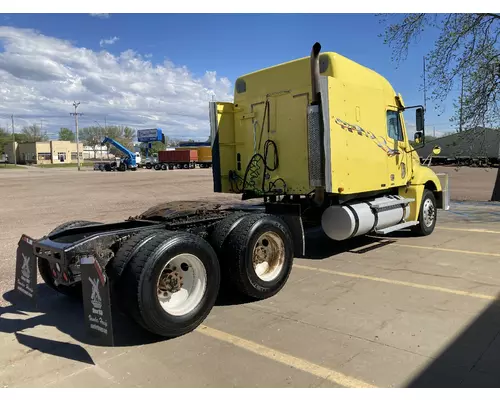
[400,165,450,221]
[411,165,443,192]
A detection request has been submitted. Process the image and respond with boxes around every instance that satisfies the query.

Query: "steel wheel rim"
[252,232,285,282]
[156,253,207,316]
[423,198,435,227]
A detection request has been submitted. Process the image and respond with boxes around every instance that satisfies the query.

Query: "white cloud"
[90,13,109,19]
[99,36,119,47]
[0,26,233,141]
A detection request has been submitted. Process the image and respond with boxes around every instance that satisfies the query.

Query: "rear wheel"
[38,220,102,299]
[412,189,437,236]
[119,231,220,337]
[220,214,294,299]
[210,212,248,290]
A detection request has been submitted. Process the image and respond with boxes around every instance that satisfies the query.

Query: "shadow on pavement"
[302,227,396,260]
[15,332,94,365]
[0,276,261,363]
[302,227,500,387]
[0,285,164,352]
[405,299,500,388]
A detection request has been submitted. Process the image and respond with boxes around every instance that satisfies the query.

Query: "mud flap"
[80,255,114,347]
[14,235,37,301]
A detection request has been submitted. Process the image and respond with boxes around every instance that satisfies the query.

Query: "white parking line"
[294,264,498,301]
[197,325,376,388]
[437,227,500,234]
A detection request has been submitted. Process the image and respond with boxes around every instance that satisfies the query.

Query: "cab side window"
[387,110,403,142]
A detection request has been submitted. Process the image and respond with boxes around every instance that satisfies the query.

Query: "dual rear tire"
[211,213,294,300]
[39,213,294,338]
[115,231,220,338]
[115,213,294,337]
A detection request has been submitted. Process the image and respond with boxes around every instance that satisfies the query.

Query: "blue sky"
[0,13,459,138]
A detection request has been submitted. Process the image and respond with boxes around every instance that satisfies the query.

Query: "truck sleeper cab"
[209,42,449,238]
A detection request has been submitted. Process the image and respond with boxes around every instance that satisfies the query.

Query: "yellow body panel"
[211,50,443,207]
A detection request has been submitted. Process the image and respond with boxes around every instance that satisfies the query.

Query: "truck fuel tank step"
[375,221,419,235]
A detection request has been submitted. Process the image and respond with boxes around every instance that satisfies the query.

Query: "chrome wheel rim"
[423,198,435,227]
[252,232,285,282]
[156,253,207,316]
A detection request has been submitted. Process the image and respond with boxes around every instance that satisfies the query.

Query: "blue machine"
[101,136,137,171]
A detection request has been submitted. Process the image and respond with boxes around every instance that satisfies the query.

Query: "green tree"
[13,133,29,143]
[379,13,499,130]
[0,128,10,153]
[21,124,49,142]
[379,13,500,201]
[80,125,137,158]
[121,126,136,151]
[139,141,165,157]
[58,127,75,141]
[79,126,102,159]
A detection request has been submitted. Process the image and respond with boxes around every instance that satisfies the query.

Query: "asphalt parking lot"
[1,167,500,388]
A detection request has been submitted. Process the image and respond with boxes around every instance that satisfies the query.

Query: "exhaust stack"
[310,42,322,105]
[307,42,326,196]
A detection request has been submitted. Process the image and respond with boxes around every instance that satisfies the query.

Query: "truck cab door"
[385,108,411,187]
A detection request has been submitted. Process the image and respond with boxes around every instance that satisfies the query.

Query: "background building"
[4,141,84,165]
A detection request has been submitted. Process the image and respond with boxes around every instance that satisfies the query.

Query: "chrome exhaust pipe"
[310,42,321,105]
[307,42,326,197]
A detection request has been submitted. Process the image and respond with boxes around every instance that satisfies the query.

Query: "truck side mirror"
[416,108,424,132]
[414,132,423,144]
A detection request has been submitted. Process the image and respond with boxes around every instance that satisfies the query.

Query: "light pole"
[94,120,105,161]
[70,102,83,171]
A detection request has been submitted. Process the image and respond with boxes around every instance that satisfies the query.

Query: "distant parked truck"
[175,143,213,169]
[155,149,198,170]
[195,146,212,168]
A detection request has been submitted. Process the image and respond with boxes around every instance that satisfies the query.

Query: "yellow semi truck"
[209,42,449,239]
[13,42,449,340]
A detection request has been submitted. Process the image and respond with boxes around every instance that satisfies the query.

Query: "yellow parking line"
[437,227,500,235]
[391,243,500,258]
[294,264,498,301]
[197,325,376,388]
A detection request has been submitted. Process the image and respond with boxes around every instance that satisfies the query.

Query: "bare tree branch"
[379,13,500,130]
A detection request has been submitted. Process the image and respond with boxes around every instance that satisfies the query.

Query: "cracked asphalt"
[1,166,500,387]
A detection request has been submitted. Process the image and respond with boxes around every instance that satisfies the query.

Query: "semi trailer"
[14,42,449,341]
[153,149,198,170]
[150,147,212,170]
[176,142,213,168]
[196,146,212,168]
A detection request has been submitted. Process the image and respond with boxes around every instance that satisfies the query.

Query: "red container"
[158,149,198,163]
